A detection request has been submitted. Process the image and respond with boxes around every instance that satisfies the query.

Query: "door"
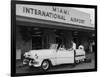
[32,36,42,49]
[56,49,74,65]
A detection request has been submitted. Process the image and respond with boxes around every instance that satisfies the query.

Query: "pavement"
[16,52,95,74]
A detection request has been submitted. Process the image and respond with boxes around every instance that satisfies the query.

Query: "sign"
[16,4,93,27]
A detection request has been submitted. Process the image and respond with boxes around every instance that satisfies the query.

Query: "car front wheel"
[41,60,50,71]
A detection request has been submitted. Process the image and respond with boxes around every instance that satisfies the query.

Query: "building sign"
[16,4,93,27]
[23,6,67,21]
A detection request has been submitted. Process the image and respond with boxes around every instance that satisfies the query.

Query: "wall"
[16,26,32,59]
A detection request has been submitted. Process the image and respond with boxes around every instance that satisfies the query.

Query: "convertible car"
[23,44,86,71]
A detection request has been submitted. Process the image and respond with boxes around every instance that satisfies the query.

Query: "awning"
[16,15,95,32]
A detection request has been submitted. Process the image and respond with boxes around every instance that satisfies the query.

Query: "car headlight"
[35,54,38,59]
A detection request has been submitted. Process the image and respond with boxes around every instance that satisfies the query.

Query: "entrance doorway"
[56,36,63,49]
[73,37,80,49]
[32,36,42,49]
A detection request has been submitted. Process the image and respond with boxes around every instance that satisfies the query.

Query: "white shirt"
[72,42,76,50]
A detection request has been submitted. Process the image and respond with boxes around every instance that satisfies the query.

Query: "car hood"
[30,49,55,54]
[24,49,55,58]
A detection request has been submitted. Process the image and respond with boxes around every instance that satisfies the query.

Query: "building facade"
[16,4,95,59]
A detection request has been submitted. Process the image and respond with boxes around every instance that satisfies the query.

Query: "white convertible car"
[23,44,86,71]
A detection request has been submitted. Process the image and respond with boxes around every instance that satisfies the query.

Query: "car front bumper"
[23,58,41,67]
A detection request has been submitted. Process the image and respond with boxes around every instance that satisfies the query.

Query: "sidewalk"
[86,52,94,59]
[16,60,23,67]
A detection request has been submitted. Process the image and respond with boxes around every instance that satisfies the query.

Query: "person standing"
[89,40,95,53]
[71,40,76,50]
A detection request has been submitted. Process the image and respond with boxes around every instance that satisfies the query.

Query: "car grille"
[23,58,34,64]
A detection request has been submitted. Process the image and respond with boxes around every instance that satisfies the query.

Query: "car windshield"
[49,44,58,49]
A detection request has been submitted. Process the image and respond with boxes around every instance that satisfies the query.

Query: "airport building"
[16,4,94,59]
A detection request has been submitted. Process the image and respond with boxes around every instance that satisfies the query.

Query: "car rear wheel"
[41,60,50,71]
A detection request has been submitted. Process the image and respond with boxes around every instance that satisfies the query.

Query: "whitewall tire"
[41,60,50,71]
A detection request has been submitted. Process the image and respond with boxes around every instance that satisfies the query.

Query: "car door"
[56,48,74,65]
